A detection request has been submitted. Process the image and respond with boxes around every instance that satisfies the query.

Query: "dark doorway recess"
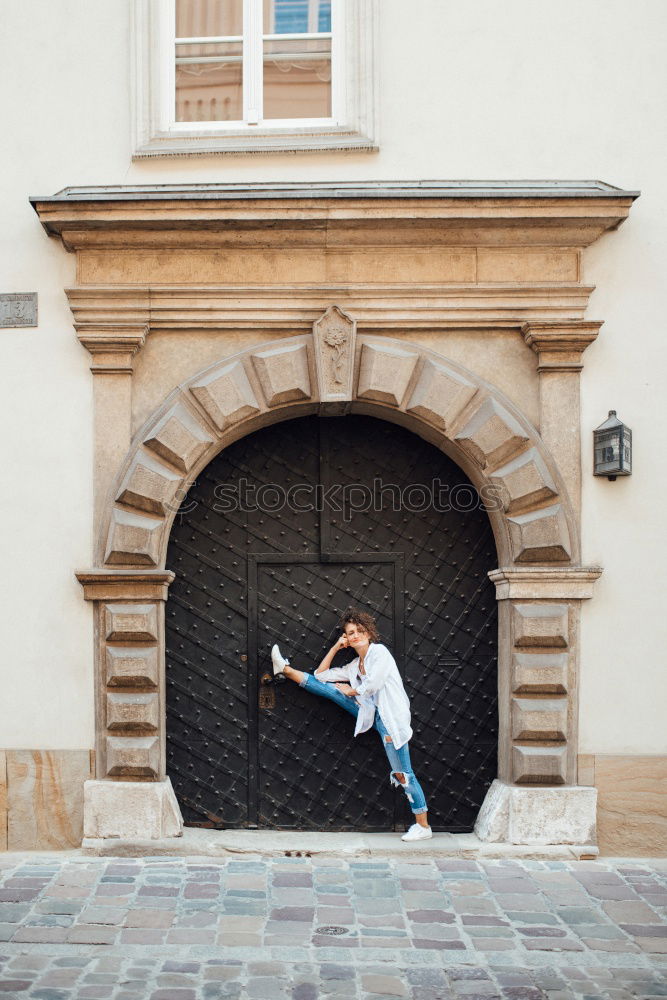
[165,414,498,832]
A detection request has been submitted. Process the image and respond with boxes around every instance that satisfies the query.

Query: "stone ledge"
[76,569,175,602]
[80,827,597,860]
[489,565,603,600]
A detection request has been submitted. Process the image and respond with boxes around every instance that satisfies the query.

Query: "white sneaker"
[271,644,290,677]
[401,823,432,842]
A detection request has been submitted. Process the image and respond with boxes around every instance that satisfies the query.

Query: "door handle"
[259,671,276,710]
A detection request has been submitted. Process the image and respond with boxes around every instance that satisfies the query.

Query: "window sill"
[133,124,378,157]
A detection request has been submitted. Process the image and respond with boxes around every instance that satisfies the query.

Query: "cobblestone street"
[0,853,665,999]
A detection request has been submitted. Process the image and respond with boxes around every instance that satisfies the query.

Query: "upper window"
[133,0,377,156]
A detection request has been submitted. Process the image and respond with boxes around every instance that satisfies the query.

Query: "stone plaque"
[0,293,37,328]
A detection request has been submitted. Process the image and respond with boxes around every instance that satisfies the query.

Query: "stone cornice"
[30,180,638,251]
[488,566,603,600]
[522,321,603,372]
[76,569,175,601]
[67,284,596,332]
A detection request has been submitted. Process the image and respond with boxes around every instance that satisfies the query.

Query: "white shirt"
[316,642,413,750]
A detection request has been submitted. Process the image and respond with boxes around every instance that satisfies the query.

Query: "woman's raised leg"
[282,664,307,685]
[283,665,360,720]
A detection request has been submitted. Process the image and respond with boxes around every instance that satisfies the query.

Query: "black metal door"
[166,414,498,831]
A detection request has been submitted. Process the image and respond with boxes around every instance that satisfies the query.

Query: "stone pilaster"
[523,322,602,520]
[76,570,174,782]
[68,289,150,552]
[489,566,601,787]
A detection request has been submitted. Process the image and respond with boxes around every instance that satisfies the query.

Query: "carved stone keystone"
[313,306,357,417]
[313,305,357,414]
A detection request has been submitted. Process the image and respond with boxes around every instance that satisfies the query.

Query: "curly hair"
[339,606,380,644]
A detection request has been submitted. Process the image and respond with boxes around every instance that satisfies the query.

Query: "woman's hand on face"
[334,634,349,652]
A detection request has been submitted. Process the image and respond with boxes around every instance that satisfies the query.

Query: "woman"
[271,607,432,842]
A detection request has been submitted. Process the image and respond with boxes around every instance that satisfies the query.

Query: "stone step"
[81,828,598,861]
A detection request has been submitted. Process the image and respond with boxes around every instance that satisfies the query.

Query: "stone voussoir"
[405,357,478,432]
[104,508,163,567]
[356,341,419,407]
[115,453,182,518]
[251,340,312,407]
[143,403,214,474]
[190,359,262,430]
[507,504,572,563]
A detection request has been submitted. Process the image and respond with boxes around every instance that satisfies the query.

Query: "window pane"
[263,36,331,119]
[176,0,242,39]
[317,1,331,32]
[270,0,331,34]
[175,0,243,122]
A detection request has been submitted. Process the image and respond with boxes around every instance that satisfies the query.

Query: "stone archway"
[78,314,600,844]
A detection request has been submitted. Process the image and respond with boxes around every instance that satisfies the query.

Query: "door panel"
[253,559,400,830]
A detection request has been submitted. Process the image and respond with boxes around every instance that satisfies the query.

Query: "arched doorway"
[165,413,498,832]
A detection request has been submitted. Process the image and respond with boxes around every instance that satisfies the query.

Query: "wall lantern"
[594,410,632,480]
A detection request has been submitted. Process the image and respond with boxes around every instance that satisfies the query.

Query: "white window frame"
[132,0,377,156]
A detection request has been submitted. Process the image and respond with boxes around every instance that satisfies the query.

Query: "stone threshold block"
[474,778,597,846]
[83,777,183,840]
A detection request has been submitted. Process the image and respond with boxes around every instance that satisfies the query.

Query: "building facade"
[1,0,666,855]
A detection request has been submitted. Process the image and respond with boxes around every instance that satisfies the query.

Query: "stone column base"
[83,778,183,840]
[475,779,597,845]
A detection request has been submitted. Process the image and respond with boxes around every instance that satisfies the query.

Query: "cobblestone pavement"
[0,853,665,999]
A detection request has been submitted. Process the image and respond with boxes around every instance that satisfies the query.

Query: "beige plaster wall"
[1,0,666,757]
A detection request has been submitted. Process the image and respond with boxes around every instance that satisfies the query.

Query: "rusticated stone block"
[106,692,159,732]
[511,696,568,741]
[406,358,477,431]
[490,447,558,514]
[512,651,568,693]
[507,504,571,563]
[116,457,181,517]
[191,360,261,430]
[454,396,529,470]
[251,342,311,407]
[105,736,159,778]
[105,646,159,687]
[512,745,567,784]
[512,603,568,647]
[7,750,92,850]
[103,603,158,642]
[104,509,162,567]
[356,342,419,406]
[143,406,213,474]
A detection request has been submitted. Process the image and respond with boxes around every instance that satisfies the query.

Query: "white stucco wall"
[1,0,665,751]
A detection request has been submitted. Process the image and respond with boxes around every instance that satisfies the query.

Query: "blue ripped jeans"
[299,672,428,815]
